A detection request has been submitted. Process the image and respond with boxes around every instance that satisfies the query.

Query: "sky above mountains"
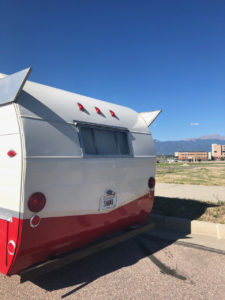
[0,0,224,140]
[155,135,225,155]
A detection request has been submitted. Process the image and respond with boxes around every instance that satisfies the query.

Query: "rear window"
[79,126,130,156]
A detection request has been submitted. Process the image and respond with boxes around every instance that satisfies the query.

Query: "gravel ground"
[1,234,225,299]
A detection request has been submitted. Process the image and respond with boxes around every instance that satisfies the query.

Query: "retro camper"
[0,68,161,276]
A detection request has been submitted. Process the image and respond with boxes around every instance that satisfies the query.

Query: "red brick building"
[212,144,225,160]
[174,151,210,162]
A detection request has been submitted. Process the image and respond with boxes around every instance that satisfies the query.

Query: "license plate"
[100,195,117,210]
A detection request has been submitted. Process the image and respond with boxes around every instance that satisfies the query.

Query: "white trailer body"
[0,68,161,275]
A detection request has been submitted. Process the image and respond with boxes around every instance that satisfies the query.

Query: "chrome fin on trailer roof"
[139,110,162,127]
[0,67,32,106]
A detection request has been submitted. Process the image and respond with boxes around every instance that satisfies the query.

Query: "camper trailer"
[0,68,161,276]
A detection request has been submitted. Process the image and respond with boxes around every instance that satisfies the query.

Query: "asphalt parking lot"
[1,232,225,299]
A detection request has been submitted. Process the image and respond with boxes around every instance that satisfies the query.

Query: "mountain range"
[154,134,225,155]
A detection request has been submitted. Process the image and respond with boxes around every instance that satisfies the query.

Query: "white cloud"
[190,122,200,126]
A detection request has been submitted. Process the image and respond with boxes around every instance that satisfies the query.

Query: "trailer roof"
[1,68,160,133]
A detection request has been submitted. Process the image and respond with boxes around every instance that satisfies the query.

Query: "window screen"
[80,126,130,156]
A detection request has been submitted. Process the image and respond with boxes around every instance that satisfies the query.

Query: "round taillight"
[148,177,155,189]
[8,240,16,255]
[7,150,17,157]
[28,193,46,213]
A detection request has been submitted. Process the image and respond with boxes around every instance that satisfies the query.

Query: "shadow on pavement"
[30,231,187,297]
[29,198,214,296]
[153,196,218,220]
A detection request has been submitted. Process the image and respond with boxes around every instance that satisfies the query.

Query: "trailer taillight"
[78,103,85,111]
[95,106,101,114]
[8,240,16,255]
[7,150,17,157]
[148,177,155,189]
[110,110,116,117]
[28,193,46,212]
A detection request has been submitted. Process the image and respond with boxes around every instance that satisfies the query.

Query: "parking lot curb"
[149,213,225,240]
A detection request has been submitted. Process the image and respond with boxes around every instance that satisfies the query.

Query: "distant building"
[212,144,225,160]
[208,152,212,160]
[174,151,210,162]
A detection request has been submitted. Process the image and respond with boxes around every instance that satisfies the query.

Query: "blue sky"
[0,0,224,140]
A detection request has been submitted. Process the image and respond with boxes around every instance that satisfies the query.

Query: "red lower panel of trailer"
[0,193,154,275]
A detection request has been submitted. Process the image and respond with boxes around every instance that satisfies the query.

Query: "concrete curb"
[149,213,225,240]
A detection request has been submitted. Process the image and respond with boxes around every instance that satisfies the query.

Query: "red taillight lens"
[78,102,85,111]
[95,106,101,114]
[28,193,46,212]
[8,240,16,255]
[7,150,17,157]
[110,110,116,117]
[148,177,155,189]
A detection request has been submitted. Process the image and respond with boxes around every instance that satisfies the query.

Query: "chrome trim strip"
[20,115,73,124]
[26,156,82,159]
[0,212,12,222]
[129,131,151,135]
[0,207,20,221]
[25,155,155,159]
[74,120,129,131]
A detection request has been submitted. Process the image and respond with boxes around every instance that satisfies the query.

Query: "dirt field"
[156,161,225,186]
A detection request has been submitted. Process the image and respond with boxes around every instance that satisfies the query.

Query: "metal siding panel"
[0,134,22,213]
[0,104,19,135]
[22,119,82,157]
[23,157,155,219]
[131,133,155,157]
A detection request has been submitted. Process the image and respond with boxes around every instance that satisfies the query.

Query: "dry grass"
[153,196,225,224]
[197,203,225,224]
[156,162,225,186]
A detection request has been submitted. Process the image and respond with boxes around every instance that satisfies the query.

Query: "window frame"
[76,122,133,158]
